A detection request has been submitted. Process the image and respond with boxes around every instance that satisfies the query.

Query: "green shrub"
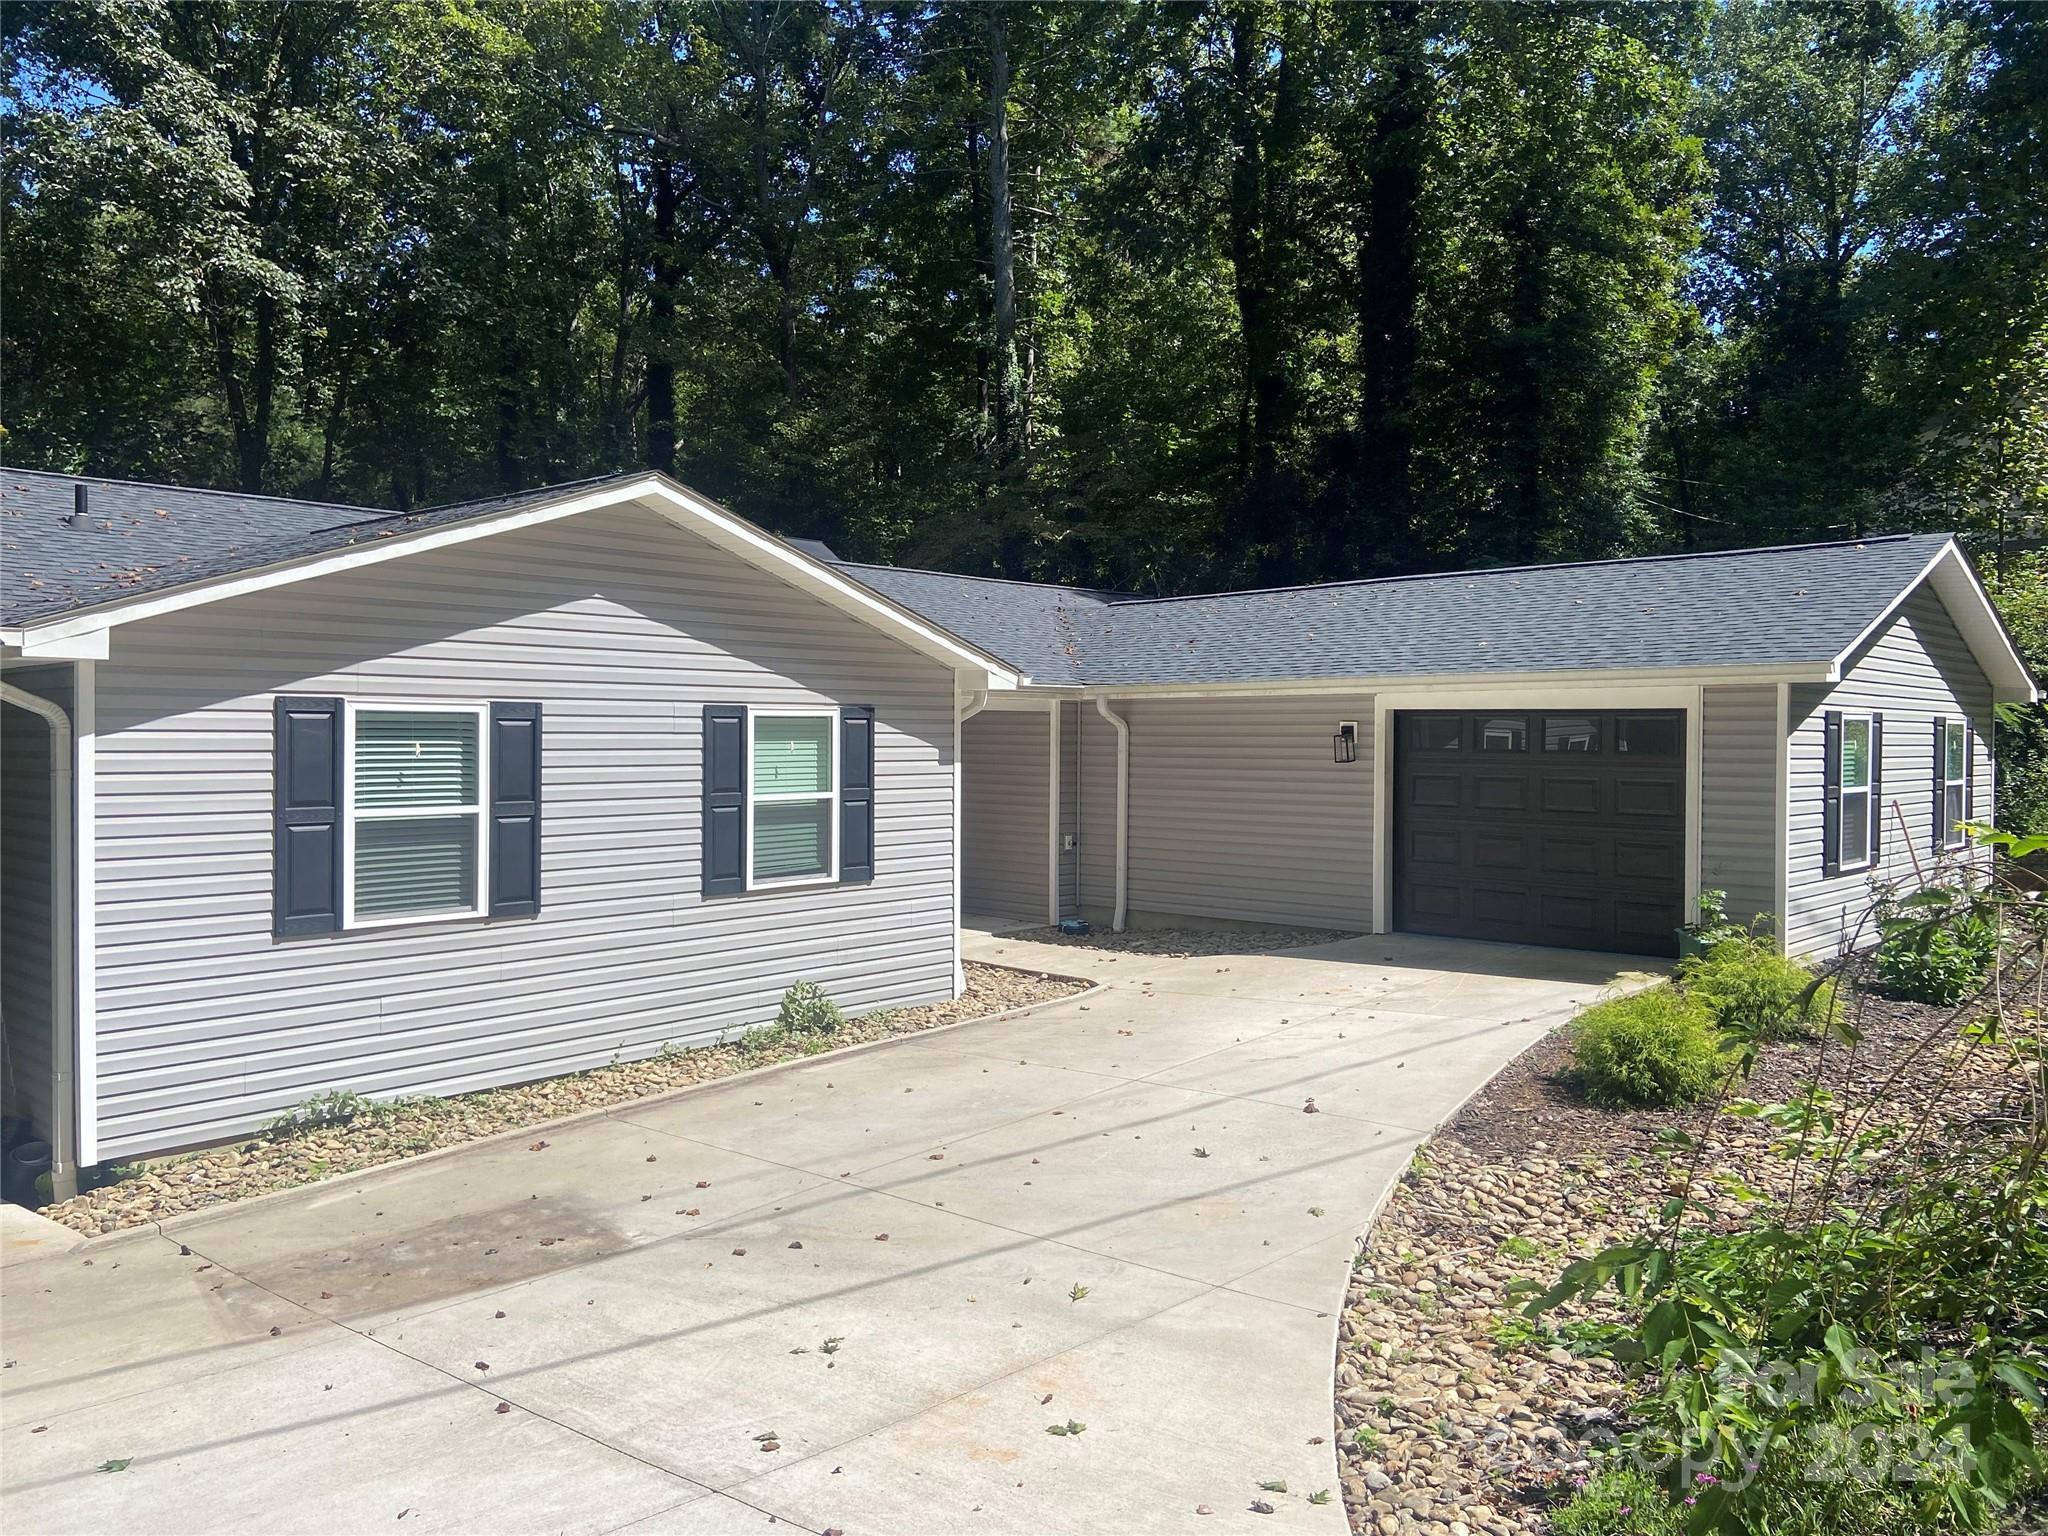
[1571,986,1724,1107]
[1550,1468,1683,1536]
[775,980,844,1038]
[1874,887,1999,1005]
[1680,935,1836,1041]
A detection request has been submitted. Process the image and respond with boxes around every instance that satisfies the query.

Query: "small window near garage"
[750,712,837,884]
[1839,714,1874,871]
[1543,715,1600,753]
[1614,714,1681,757]
[1477,716,1528,752]
[1942,719,1968,848]
[350,707,485,923]
[1413,715,1462,752]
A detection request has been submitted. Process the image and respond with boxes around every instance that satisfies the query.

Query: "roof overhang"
[0,475,1021,690]
[991,660,1839,699]
[1828,539,2038,704]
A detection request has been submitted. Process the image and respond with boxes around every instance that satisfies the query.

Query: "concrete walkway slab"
[3,930,1642,1534]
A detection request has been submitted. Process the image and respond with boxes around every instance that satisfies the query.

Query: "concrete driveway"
[1,931,1640,1536]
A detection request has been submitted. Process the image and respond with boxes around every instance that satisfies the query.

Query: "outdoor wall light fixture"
[1333,721,1359,764]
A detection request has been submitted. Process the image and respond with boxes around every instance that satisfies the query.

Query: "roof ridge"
[1103,532,1945,607]
[0,465,387,517]
[837,559,1123,601]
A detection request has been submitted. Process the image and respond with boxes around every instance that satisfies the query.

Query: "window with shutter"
[1941,718,1968,849]
[748,711,837,885]
[347,705,487,924]
[1836,713,1874,873]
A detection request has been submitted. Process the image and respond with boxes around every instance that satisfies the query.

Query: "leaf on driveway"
[1068,1283,1089,1302]
[97,1459,132,1473]
[528,1141,549,1152]
[1249,1500,1275,1515]
[495,1402,512,1415]
[1257,1480,1287,1493]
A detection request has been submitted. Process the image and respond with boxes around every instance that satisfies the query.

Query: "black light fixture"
[1332,721,1358,764]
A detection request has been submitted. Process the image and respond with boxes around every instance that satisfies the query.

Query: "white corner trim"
[1370,683,1705,939]
[7,474,1022,692]
[1774,682,1791,951]
[1045,697,1062,927]
[74,658,98,1167]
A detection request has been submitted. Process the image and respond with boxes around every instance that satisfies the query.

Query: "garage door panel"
[1408,772,1462,809]
[1471,831,1530,870]
[1615,778,1681,817]
[1394,711,1684,957]
[1473,776,1529,811]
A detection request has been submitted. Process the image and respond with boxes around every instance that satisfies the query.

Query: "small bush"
[1681,935,1836,1041]
[775,980,844,1038]
[1874,887,1999,1005]
[1550,1468,1683,1536]
[1571,986,1724,1108]
[263,1088,382,1138]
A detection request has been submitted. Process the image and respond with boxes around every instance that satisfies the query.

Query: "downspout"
[1093,695,1130,932]
[1,681,78,1202]
[953,688,989,993]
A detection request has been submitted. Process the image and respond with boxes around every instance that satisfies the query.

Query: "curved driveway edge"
[1,932,1643,1536]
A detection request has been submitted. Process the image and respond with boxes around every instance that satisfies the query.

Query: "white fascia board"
[1058,661,1833,700]
[3,475,1020,691]
[1829,540,2037,703]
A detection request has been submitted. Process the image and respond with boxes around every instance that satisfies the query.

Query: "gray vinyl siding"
[87,506,957,1160]
[1785,587,1996,958]
[1079,695,1373,931]
[1077,702,1118,916]
[1,664,71,1140]
[1699,685,1781,933]
[962,709,1048,921]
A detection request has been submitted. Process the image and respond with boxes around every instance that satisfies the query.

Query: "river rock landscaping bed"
[1332,969,2036,1536]
[39,961,1087,1237]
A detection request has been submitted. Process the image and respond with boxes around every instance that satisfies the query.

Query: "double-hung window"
[1941,718,1968,849]
[1837,712,1874,872]
[347,704,489,924]
[748,710,838,885]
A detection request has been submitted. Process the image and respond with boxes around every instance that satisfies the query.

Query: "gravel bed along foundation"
[39,961,1087,1237]
[1332,971,2035,1536]
[998,923,1358,958]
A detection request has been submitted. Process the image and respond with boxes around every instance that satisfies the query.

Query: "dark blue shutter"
[273,696,343,936]
[702,705,746,896]
[489,702,542,918]
[1932,717,1947,851]
[1869,713,1884,858]
[840,705,875,884]
[1822,710,1842,879]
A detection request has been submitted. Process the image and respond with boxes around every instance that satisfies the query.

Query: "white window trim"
[341,700,492,930]
[1941,718,1969,850]
[1837,710,1874,874]
[746,706,841,890]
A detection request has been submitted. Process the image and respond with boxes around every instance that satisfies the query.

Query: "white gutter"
[1,680,77,1202]
[1093,696,1130,932]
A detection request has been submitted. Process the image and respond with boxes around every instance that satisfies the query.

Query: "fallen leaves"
[1068,1282,1089,1303]
[495,1402,511,1415]
[528,1141,549,1152]
[97,1459,132,1474]
[1044,1419,1086,1437]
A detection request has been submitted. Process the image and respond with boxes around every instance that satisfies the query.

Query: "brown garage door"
[1392,710,1685,956]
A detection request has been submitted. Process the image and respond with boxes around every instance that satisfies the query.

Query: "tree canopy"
[5,0,2041,590]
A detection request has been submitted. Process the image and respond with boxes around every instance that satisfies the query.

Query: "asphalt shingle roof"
[0,469,628,627]
[0,468,1955,688]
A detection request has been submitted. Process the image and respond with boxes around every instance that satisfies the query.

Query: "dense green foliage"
[4,2,2040,578]
[1680,935,1837,1043]
[1572,986,1725,1108]
[1536,844,2048,1533]
[1874,885,2002,1005]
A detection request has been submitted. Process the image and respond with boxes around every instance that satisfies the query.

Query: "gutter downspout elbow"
[1093,696,1130,932]
[1,681,77,1203]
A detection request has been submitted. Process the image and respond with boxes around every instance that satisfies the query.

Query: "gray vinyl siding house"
[1,467,2035,1189]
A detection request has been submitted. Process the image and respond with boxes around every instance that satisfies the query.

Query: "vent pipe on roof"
[66,484,88,525]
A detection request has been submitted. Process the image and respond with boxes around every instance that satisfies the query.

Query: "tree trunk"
[964,112,991,452]
[986,4,1021,463]
[646,154,680,477]
[1352,0,1427,568]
